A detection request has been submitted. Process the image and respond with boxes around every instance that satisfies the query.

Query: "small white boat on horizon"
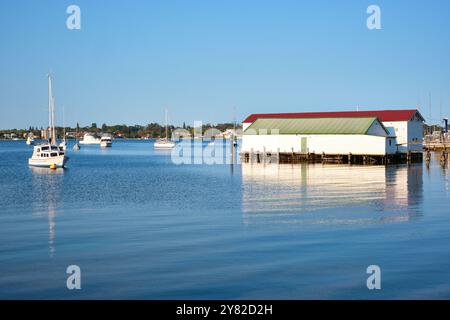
[79,133,101,145]
[100,135,112,148]
[154,139,176,149]
[154,109,175,149]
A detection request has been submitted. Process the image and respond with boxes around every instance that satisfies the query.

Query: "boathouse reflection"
[241,163,423,225]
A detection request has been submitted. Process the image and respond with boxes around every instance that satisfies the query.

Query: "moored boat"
[29,74,69,168]
[73,126,81,150]
[154,109,175,149]
[59,140,67,151]
[154,139,176,149]
[100,135,112,147]
[28,144,68,168]
[79,133,101,145]
[26,136,34,145]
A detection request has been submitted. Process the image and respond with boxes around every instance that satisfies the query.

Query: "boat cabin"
[33,144,65,158]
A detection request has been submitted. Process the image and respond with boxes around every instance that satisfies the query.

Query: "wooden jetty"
[240,150,423,165]
[424,142,449,151]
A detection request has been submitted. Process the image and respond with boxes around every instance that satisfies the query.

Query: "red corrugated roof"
[243,109,423,123]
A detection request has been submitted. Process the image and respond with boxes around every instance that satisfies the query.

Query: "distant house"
[242,109,424,154]
[114,131,125,138]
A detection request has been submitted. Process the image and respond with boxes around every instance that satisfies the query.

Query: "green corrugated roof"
[244,117,386,135]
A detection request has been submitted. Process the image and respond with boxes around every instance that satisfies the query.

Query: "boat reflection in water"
[241,163,423,225]
[30,167,65,257]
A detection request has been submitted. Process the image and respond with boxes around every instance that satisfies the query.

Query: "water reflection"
[242,163,423,225]
[30,167,64,257]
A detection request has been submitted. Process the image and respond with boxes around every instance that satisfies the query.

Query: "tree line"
[0,122,241,139]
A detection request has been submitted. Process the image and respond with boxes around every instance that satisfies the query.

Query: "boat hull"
[28,155,69,168]
[154,142,175,149]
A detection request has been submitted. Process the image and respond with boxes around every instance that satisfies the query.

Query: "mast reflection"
[30,167,64,257]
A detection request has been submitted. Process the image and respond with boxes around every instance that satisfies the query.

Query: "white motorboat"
[154,109,175,149]
[29,144,68,168]
[29,74,69,168]
[79,133,101,145]
[100,135,112,147]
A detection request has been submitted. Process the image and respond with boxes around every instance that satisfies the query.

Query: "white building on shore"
[241,109,424,155]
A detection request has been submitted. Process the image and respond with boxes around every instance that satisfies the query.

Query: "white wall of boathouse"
[382,119,423,153]
[241,134,397,156]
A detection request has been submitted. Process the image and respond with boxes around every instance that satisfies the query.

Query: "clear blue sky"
[0,0,449,129]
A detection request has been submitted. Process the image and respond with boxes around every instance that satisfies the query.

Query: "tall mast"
[52,96,56,145]
[48,74,52,143]
[233,106,236,131]
[62,105,66,142]
[48,74,57,145]
[429,92,432,123]
[165,108,168,140]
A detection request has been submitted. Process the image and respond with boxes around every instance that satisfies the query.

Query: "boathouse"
[241,109,424,164]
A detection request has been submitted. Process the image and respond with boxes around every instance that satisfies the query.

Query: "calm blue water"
[0,140,450,299]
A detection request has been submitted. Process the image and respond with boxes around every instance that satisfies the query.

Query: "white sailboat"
[154,109,175,149]
[73,126,81,150]
[28,74,69,168]
[59,140,67,150]
[59,106,67,151]
[26,135,35,145]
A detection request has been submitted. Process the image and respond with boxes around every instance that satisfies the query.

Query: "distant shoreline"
[0,137,242,141]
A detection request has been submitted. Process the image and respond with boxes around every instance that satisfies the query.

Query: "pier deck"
[240,151,423,165]
[424,142,449,151]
